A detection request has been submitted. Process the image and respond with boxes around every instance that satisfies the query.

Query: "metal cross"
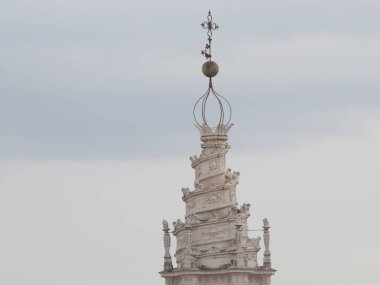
[201,10,219,60]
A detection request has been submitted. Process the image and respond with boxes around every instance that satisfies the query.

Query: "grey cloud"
[0,0,379,159]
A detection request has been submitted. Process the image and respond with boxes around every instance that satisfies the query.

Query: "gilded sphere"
[202,61,219,78]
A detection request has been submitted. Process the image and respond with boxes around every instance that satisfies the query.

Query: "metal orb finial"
[194,11,231,128]
[202,61,219,77]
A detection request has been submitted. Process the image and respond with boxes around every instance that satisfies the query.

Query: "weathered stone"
[160,124,275,284]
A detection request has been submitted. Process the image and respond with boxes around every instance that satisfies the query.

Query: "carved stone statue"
[172,219,185,231]
[181,187,191,196]
[246,237,261,249]
[189,155,198,163]
[240,203,251,215]
[263,218,270,229]
[225,168,233,180]
[225,168,240,185]
[162,219,170,232]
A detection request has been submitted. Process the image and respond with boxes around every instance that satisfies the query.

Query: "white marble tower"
[160,11,276,285]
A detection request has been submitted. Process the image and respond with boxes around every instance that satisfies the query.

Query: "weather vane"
[193,11,232,128]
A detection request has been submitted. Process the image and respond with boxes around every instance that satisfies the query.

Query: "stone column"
[162,220,173,271]
[263,218,271,269]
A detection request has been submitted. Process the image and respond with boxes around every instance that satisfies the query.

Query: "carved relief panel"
[192,218,237,241]
[200,225,229,241]
[186,189,232,215]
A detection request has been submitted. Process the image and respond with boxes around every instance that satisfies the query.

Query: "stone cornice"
[182,185,233,201]
[184,215,239,229]
[187,202,236,215]
[160,267,276,277]
[190,150,228,169]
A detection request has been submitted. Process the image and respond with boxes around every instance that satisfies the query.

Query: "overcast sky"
[0,1,379,285]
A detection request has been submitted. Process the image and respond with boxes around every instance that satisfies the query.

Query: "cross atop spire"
[160,12,276,285]
[201,10,219,60]
[194,11,231,129]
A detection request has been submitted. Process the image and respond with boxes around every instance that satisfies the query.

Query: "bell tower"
[159,11,276,285]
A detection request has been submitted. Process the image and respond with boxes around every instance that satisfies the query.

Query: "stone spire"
[159,11,276,285]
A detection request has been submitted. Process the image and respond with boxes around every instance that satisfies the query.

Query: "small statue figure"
[181,187,191,196]
[225,168,240,185]
[246,236,261,249]
[189,155,198,163]
[162,219,170,232]
[255,236,261,247]
[240,203,251,215]
[263,218,270,229]
[225,168,233,180]
[172,219,185,231]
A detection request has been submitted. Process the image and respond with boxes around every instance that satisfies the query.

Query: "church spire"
[193,11,232,129]
[160,12,275,285]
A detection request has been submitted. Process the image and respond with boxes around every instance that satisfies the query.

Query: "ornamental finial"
[193,11,232,129]
[201,10,219,61]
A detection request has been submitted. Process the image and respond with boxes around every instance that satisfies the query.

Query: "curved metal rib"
[193,79,232,128]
